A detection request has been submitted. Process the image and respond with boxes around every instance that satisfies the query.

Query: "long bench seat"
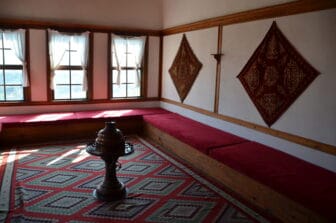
[142,112,336,223]
[0,107,169,146]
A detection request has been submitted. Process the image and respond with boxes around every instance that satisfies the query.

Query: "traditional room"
[0,0,335,222]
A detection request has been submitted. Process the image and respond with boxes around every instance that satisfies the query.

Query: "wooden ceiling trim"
[162,0,336,35]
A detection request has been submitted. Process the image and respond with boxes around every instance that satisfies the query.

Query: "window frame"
[47,30,93,102]
[0,29,30,103]
[108,34,148,100]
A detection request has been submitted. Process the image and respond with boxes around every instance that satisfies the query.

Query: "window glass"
[71,85,85,99]
[6,86,23,101]
[54,85,70,100]
[5,70,22,85]
[54,70,70,85]
[71,70,84,84]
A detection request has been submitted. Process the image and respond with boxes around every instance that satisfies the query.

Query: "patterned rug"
[0,136,270,223]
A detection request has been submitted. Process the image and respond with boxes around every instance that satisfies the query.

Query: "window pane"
[0,70,3,84]
[112,84,126,98]
[59,51,69,66]
[54,85,70,99]
[71,70,83,84]
[0,87,4,101]
[4,49,21,65]
[127,70,140,97]
[128,70,138,84]
[71,85,86,99]
[54,70,70,84]
[5,70,23,85]
[5,86,23,101]
[70,51,81,66]
[112,70,127,84]
[127,84,140,97]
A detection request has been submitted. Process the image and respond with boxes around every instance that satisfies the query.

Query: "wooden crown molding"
[0,18,161,36]
[162,0,336,35]
[161,98,336,156]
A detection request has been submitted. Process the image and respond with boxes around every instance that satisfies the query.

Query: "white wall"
[162,0,295,28]
[29,29,47,101]
[162,28,218,111]
[93,33,108,100]
[161,8,336,171]
[147,36,161,98]
[0,0,163,30]
[220,9,336,146]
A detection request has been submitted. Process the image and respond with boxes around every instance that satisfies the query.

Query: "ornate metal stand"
[86,122,133,201]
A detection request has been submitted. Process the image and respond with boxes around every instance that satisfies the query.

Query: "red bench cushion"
[143,113,247,154]
[0,108,169,131]
[209,142,336,220]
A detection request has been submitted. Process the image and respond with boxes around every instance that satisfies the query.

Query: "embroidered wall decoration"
[169,34,202,102]
[237,21,319,126]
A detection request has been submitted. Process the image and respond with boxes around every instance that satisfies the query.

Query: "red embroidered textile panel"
[237,21,319,126]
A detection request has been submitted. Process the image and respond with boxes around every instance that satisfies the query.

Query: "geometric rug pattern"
[0,136,270,223]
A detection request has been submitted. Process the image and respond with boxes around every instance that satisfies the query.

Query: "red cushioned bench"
[209,142,336,222]
[0,107,169,146]
[143,113,248,154]
[142,112,336,223]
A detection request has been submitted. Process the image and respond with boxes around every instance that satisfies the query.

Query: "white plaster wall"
[29,29,47,101]
[0,0,163,30]
[162,0,295,28]
[220,9,336,146]
[162,28,217,111]
[147,36,160,98]
[162,34,181,101]
[93,33,108,99]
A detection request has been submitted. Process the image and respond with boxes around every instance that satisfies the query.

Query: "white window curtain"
[128,36,146,87]
[72,32,89,91]
[3,29,29,87]
[111,34,146,86]
[111,34,126,85]
[48,30,89,90]
[48,30,70,90]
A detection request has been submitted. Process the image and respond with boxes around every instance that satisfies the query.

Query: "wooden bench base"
[142,122,329,223]
[0,117,142,147]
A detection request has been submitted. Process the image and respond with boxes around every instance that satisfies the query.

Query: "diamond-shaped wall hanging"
[237,21,319,126]
[169,34,202,102]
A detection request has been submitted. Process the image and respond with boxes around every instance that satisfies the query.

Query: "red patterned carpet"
[0,136,271,223]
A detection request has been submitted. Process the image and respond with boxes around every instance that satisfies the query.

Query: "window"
[48,30,89,100]
[110,34,146,98]
[0,29,28,102]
